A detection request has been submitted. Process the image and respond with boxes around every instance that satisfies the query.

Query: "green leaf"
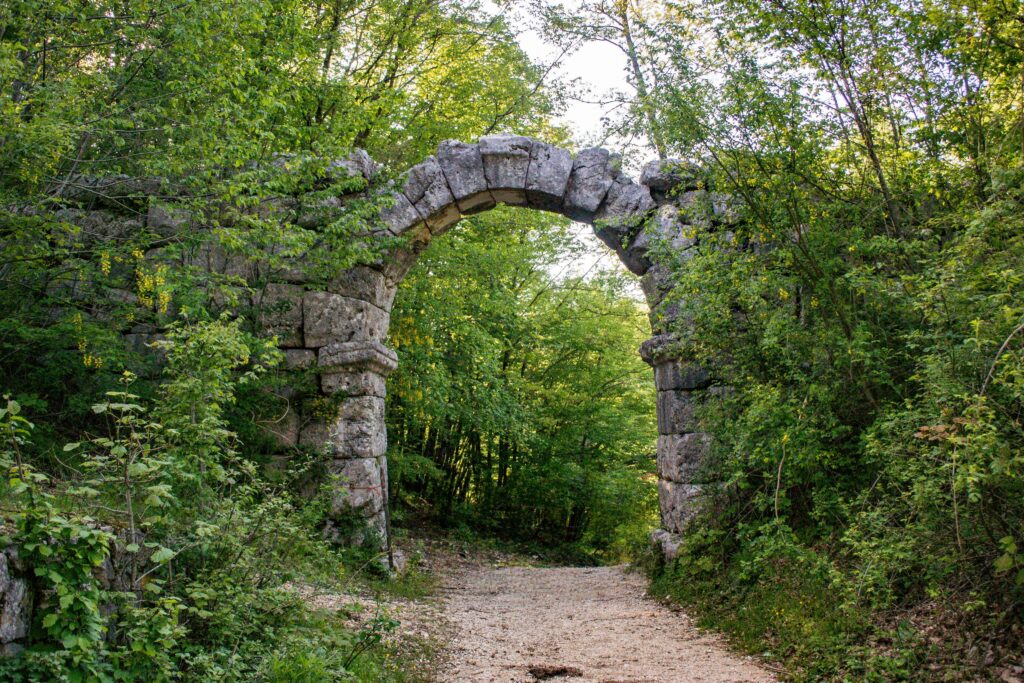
[150,547,175,563]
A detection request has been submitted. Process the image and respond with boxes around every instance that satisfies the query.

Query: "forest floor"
[376,534,778,683]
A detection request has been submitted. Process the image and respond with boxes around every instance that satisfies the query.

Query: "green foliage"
[601,0,1024,674]
[650,525,926,682]
[0,321,408,681]
[1,1,567,677]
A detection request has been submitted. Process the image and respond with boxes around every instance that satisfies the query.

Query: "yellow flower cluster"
[73,313,104,369]
[136,263,171,313]
[82,353,104,369]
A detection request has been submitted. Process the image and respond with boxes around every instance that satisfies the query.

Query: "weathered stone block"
[658,479,702,533]
[593,224,629,255]
[657,389,699,435]
[379,190,424,237]
[642,204,699,254]
[649,296,686,335]
[302,291,390,348]
[296,195,344,229]
[654,361,710,391]
[329,265,396,311]
[255,283,304,347]
[479,135,532,206]
[377,241,426,286]
[321,370,387,398]
[146,202,192,235]
[283,349,316,370]
[299,420,330,452]
[328,456,383,513]
[639,334,678,365]
[650,528,683,561]
[676,189,714,227]
[318,340,398,375]
[437,140,494,214]
[0,549,30,649]
[124,332,166,356]
[365,505,388,543]
[618,231,657,276]
[640,159,703,194]
[710,192,742,224]
[328,148,378,183]
[525,141,572,211]
[640,264,676,308]
[595,173,657,230]
[657,432,711,477]
[402,155,460,233]
[327,396,387,458]
[563,148,615,221]
[258,408,301,448]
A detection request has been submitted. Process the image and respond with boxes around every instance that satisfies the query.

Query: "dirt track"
[436,564,775,683]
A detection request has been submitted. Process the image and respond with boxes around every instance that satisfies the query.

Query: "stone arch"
[303,135,728,565]
[379,136,656,278]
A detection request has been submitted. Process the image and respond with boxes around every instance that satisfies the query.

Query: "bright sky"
[483,2,646,293]
[485,1,635,147]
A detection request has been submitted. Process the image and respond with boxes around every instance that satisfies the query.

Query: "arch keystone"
[479,134,533,206]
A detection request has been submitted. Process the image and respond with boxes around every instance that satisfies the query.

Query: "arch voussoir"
[524,141,573,211]
[436,140,495,215]
[401,155,460,234]
[562,147,616,222]
[378,190,423,237]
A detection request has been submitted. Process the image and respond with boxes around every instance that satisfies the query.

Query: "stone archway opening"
[382,198,651,544]
[300,135,727,566]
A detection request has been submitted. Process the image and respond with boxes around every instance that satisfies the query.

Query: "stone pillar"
[317,340,397,546]
[641,335,714,556]
[296,262,399,556]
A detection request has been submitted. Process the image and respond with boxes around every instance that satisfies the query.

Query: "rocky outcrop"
[0,548,31,655]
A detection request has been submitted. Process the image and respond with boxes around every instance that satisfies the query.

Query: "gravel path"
[437,564,776,683]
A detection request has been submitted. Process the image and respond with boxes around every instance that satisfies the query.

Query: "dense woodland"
[386,209,657,556]
[1,0,1023,681]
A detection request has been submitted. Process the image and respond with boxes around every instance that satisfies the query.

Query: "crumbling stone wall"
[5,136,740,588]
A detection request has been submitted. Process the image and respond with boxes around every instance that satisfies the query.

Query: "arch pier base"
[317,340,398,545]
